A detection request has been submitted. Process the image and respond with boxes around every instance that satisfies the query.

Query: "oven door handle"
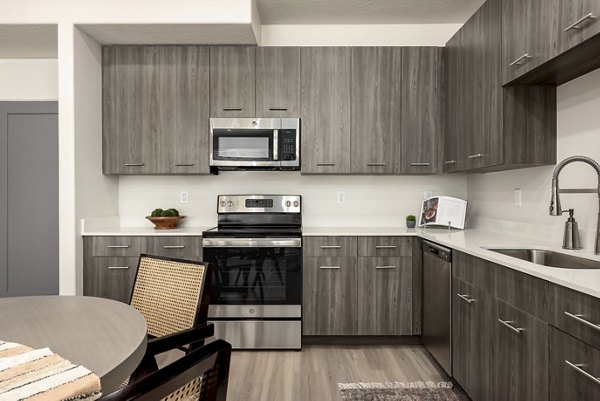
[202,238,302,248]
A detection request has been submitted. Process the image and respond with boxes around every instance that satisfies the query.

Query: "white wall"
[119,173,467,228]
[0,59,58,100]
[467,68,600,250]
[260,24,461,46]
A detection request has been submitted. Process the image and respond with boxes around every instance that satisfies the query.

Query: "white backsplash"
[118,172,468,228]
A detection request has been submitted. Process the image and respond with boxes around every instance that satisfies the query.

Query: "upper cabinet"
[301,47,352,174]
[401,47,443,174]
[556,0,600,54]
[210,46,256,118]
[351,47,402,174]
[102,46,210,175]
[256,47,301,118]
[445,0,557,173]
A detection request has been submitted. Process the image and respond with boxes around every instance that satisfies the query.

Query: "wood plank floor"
[227,345,465,401]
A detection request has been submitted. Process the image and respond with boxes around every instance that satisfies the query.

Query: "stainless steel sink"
[485,248,600,269]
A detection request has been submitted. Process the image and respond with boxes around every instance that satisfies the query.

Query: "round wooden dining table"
[0,295,147,393]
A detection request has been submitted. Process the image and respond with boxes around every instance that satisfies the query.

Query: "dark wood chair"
[128,254,215,380]
[101,339,232,401]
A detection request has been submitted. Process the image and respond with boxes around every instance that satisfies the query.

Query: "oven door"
[210,118,281,168]
[202,237,302,310]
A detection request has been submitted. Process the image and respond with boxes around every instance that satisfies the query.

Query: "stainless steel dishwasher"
[422,240,452,375]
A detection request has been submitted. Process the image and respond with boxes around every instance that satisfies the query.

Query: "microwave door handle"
[273,129,279,161]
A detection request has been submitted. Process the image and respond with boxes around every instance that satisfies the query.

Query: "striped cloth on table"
[0,341,101,401]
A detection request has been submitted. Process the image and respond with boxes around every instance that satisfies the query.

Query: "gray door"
[0,102,58,297]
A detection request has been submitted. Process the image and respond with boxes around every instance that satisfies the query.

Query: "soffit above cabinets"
[256,0,486,24]
[78,24,257,46]
[0,25,57,59]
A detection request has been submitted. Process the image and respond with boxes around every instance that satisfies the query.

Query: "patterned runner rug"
[338,382,463,401]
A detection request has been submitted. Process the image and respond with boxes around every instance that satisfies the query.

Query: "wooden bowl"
[145,216,186,230]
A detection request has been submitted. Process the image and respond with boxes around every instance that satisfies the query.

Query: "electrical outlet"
[514,188,522,207]
[337,191,346,204]
[424,190,433,200]
[180,191,189,203]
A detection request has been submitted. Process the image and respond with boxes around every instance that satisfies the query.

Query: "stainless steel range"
[202,195,302,350]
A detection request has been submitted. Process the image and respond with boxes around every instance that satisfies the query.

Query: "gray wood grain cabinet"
[445,0,556,173]
[300,47,352,174]
[549,327,600,401]
[443,32,462,173]
[502,0,556,85]
[210,46,256,118]
[256,47,301,118]
[350,47,402,174]
[102,46,210,175]
[556,0,600,55]
[401,47,443,174]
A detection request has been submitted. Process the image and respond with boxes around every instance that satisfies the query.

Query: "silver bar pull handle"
[565,311,600,331]
[108,245,130,249]
[565,13,597,31]
[320,245,341,249]
[320,266,341,269]
[107,266,129,269]
[468,153,484,159]
[175,163,195,167]
[457,294,475,304]
[223,107,242,111]
[565,360,600,386]
[559,188,597,194]
[444,160,457,165]
[163,245,185,249]
[376,245,397,249]
[317,163,336,167]
[124,163,144,167]
[269,107,288,111]
[376,265,397,269]
[498,319,523,334]
[367,162,386,166]
[273,130,279,160]
[509,53,531,66]
[410,162,431,167]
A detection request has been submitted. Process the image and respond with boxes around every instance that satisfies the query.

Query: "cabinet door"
[301,47,351,174]
[256,47,301,117]
[452,279,492,401]
[84,256,139,303]
[444,31,462,173]
[303,256,357,335]
[357,257,412,335]
[350,47,402,174]
[549,327,600,401]
[491,298,549,401]
[210,46,255,117]
[557,0,600,54]
[401,47,442,174]
[464,0,503,171]
[502,0,555,84]
[158,47,210,174]
[103,47,157,174]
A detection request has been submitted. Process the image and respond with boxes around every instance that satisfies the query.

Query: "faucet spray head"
[550,177,561,216]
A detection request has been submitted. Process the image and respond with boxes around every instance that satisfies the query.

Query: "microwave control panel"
[279,129,297,161]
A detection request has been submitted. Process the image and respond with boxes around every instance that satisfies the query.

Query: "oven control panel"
[217,195,301,214]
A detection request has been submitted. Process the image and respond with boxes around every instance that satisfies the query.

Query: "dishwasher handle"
[422,240,452,263]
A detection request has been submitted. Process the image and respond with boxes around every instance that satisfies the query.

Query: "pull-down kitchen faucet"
[550,156,600,255]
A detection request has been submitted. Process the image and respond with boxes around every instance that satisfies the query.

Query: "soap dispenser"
[562,209,582,250]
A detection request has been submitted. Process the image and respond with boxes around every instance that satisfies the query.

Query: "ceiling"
[256,0,485,24]
[0,25,57,59]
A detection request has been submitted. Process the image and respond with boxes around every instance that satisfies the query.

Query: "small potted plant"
[405,214,417,229]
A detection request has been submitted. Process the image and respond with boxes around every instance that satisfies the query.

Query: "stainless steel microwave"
[209,118,300,170]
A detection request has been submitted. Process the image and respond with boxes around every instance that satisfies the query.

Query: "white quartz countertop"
[82,220,600,298]
[304,225,600,298]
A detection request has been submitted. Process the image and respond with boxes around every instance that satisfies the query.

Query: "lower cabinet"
[83,235,202,303]
[549,327,600,401]
[302,256,358,335]
[302,236,419,336]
